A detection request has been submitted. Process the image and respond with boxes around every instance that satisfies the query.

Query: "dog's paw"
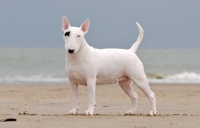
[149,110,157,116]
[84,110,94,116]
[125,109,136,115]
[69,109,78,115]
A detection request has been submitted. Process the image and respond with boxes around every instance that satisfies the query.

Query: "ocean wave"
[164,72,200,80]
[1,72,200,85]
[148,72,200,84]
[0,74,68,85]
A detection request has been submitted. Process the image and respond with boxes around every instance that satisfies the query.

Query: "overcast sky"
[0,1,200,49]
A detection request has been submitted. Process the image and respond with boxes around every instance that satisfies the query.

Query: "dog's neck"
[66,38,91,62]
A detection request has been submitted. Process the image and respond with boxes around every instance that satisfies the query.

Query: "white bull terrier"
[62,16,157,116]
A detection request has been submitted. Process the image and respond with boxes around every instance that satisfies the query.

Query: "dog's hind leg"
[118,79,138,115]
[128,67,157,116]
[126,61,157,116]
[134,80,157,116]
[68,80,79,115]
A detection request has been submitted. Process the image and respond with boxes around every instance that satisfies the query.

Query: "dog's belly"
[69,75,128,85]
[96,76,128,85]
[68,70,128,85]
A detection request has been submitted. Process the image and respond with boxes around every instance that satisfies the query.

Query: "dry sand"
[0,84,200,128]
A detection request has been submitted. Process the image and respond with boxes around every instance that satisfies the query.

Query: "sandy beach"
[0,84,200,128]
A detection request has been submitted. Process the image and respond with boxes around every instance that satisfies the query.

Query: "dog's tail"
[129,22,144,53]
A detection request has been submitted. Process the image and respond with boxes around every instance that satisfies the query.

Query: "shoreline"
[0,80,200,86]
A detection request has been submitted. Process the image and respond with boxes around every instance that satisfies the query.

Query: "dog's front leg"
[84,78,96,116]
[68,80,79,115]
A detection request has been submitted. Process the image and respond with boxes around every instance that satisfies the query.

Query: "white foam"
[149,72,200,84]
[1,72,200,85]
[165,72,200,80]
[0,74,68,85]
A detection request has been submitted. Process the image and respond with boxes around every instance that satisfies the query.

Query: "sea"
[1,48,200,85]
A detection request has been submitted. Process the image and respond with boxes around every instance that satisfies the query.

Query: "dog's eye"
[64,31,70,36]
[77,35,80,37]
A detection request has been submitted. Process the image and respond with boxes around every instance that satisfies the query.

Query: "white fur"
[62,16,157,116]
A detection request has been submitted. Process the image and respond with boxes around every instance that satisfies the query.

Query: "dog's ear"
[62,16,71,31]
[80,19,90,33]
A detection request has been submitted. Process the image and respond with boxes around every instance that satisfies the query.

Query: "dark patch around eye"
[77,35,80,37]
[65,31,70,36]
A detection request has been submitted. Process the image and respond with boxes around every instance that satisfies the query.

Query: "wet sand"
[0,84,200,128]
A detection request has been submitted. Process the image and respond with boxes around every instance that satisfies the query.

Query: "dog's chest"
[65,55,99,85]
[66,64,87,85]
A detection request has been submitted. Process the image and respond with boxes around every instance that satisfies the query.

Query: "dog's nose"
[68,49,74,53]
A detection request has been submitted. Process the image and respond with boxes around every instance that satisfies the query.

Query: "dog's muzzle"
[68,49,74,53]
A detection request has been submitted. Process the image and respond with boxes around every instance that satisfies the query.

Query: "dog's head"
[62,16,90,54]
